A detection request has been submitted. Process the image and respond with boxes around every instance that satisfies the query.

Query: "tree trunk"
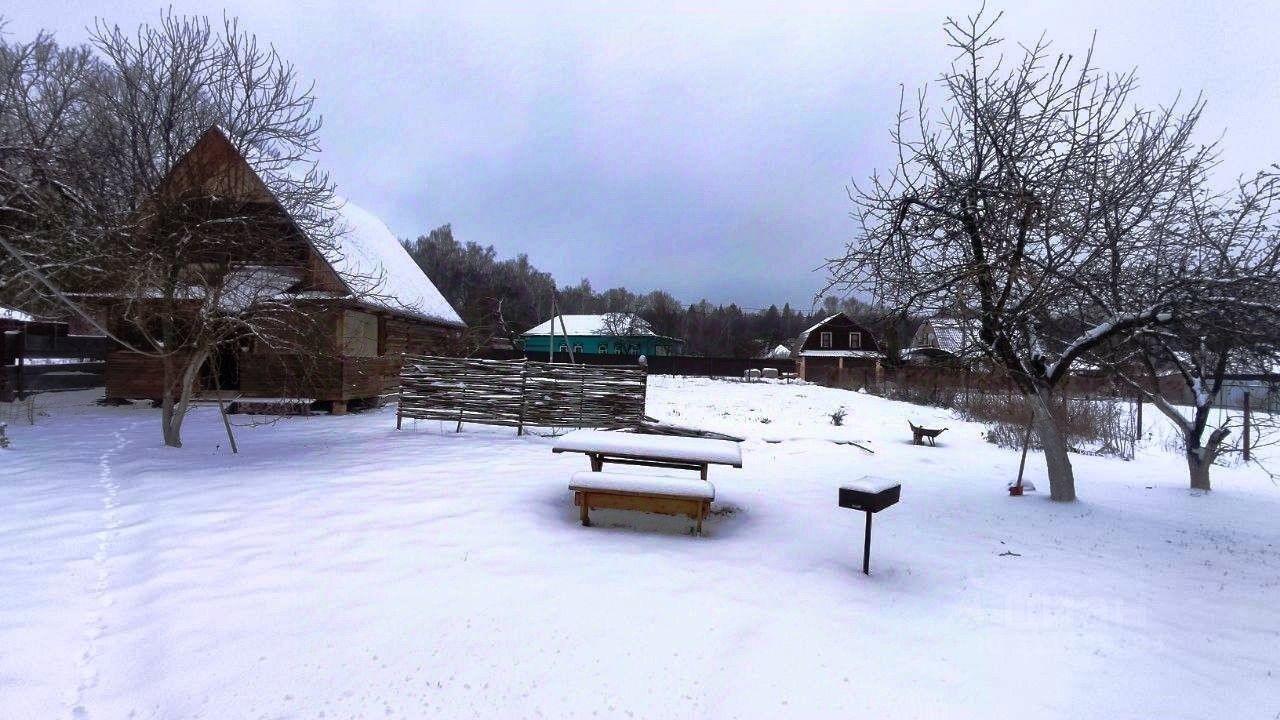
[160,349,210,449]
[1028,390,1076,502]
[161,354,179,448]
[1184,425,1228,492]
[1186,450,1211,491]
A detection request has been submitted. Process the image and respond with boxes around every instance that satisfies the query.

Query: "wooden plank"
[573,490,707,520]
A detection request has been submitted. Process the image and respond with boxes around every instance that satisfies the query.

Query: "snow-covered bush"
[829,407,847,426]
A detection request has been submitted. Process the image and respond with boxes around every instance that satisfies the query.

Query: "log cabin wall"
[384,316,456,356]
[105,350,198,400]
[105,307,461,403]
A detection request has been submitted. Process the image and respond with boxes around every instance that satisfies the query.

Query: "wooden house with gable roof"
[95,126,465,413]
[794,312,884,385]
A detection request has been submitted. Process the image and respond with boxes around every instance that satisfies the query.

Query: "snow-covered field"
[2,377,1277,720]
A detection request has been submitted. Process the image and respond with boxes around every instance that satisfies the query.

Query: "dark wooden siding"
[801,315,881,353]
[105,351,190,399]
[384,316,456,356]
[798,355,880,386]
[105,313,459,401]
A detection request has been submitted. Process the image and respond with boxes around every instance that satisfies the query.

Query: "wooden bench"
[570,471,715,536]
[552,429,743,480]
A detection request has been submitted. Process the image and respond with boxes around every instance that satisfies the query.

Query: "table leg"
[580,494,591,527]
[863,510,872,575]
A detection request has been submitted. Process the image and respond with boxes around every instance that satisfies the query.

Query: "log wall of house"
[384,316,456,356]
[106,314,460,402]
[798,355,879,387]
[105,351,196,399]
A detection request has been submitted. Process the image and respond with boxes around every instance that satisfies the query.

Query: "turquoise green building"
[520,314,682,357]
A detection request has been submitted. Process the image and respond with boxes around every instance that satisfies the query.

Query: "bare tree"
[0,25,109,315]
[2,13,387,448]
[825,9,1220,501]
[599,311,648,337]
[1106,174,1280,490]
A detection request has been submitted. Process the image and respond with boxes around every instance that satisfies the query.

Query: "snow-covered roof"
[0,306,35,322]
[915,317,978,355]
[170,126,464,327]
[321,199,464,326]
[800,313,843,338]
[799,349,884,359]
[522,314,663,337]
[764,344,792,359]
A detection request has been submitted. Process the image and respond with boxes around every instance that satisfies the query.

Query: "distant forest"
[403,225,917,358]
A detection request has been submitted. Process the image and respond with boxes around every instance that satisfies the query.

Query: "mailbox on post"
[838,476,901,575]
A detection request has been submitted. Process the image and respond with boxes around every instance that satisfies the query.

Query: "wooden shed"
[96,126,466,413]
[794,312,884,386]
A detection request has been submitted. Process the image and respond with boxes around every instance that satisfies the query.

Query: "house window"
[849,332,861,349]
[559,343,568,353]
[573,345,583,354]
[820,331,832,348]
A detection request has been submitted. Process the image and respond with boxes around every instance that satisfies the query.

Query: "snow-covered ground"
[2,377,1277,719]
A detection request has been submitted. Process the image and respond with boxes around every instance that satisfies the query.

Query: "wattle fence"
[396,355,647,432]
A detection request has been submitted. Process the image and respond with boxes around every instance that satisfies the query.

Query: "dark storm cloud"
[8,1,1280,308]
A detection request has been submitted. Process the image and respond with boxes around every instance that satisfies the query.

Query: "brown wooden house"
[96,126,465,413]
[795,312,884,385]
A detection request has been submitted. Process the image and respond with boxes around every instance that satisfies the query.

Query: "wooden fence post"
[577,365,586,429]
[516,361,528,436]
[1243,390,1251,462]
[11,329,26,400]
[0,330,13,402]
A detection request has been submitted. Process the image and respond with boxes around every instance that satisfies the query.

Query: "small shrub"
[830,407,847,426]
[963,392,1132,458]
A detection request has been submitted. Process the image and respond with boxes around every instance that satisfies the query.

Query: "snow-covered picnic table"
[555,430,741,536]
[551,429,743,479]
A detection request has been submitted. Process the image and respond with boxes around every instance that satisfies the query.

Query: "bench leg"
[700,464,708,481]
[579,494,591,527]
[695,502,706,536]
[590,454,603,472]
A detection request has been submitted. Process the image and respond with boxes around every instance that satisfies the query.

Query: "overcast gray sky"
[7,1,1280,309]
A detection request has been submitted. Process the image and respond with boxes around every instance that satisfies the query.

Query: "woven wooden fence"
[396,355,647,432]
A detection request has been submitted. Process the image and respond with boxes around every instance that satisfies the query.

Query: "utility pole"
[548,289,576,365]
